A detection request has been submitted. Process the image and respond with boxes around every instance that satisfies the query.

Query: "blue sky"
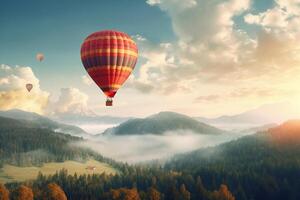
[0,0,173,94]
[1,0,300,118]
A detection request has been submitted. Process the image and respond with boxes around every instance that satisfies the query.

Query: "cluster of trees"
[5,168,235,200]
[165,133,300,200]
[0,183,67,200]
[0,125,120,169]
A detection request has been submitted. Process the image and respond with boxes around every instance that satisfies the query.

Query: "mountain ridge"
[0,109,90,138]
[98,111,227,136]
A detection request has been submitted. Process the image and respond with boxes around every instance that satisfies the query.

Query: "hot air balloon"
[36,53,44,62]
[80,30,138,106]
[26,84,33,92]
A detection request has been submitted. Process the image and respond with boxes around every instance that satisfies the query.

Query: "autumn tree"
[147,187,161,200]
[111,188,140,200]
[16,185,34,200]
[43,183,67,200]
[210,184,235,200]
[0,184,9,200]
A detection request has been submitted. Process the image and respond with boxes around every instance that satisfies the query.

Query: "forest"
[0,116,118,168]
[2,125,300,200]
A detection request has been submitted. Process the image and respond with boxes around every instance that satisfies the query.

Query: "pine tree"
[196,176,208,200]
[179,184,190,200]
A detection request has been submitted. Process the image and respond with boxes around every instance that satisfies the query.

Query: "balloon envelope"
[26,84,33,92]
[36,53,44,62]
[80,30,138,103]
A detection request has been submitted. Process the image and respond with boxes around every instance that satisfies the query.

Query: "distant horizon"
[2,100,300,122]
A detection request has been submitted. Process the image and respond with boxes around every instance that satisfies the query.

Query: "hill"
[99,111,226,136]
[0,109,90,138]
[165,120,300,200]
[268,120,300,143]
[0,116,110,167]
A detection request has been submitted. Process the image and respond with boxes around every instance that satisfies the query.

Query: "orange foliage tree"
[147,187,161,200]
[210,184,235,200]
[111,188,140,200]
[44,183,67,200]
[0,183,9,200]
[16,185,34,200]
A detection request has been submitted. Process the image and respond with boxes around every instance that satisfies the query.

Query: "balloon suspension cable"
[106,97,113,106]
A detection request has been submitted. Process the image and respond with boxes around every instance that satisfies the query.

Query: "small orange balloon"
[36,53,44,62]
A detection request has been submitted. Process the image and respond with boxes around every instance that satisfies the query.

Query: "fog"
[75,123,118,134]
[76,131,241,163]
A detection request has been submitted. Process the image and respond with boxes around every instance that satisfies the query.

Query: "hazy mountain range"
[196,102,300,130]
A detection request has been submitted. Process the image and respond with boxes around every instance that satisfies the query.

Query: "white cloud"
[146,0,161,6]
[0,65,95,116]
[132,34,147,42]
[52,88,89,115]
[244,0,300,35]
[147,0,197,10]
[124,0,300,111]
[129,0,254,95]
[0,64,49,114]
[244,13,261,24]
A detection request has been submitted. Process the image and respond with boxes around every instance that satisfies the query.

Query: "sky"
[1,0,300,118]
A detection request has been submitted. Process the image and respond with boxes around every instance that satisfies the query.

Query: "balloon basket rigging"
[106,98,113,106]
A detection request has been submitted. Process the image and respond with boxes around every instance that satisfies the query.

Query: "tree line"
[0,126,121,170]
[3,168,235,200]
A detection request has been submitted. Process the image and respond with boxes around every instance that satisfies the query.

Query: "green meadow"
[0,159,118,183]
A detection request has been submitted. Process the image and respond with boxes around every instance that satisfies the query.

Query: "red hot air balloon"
[26,83,33,92]
[80,30,138,106]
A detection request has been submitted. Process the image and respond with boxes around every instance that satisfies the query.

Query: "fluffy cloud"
[126,0,300,108]
[0,65,95,116]
[52,88,89,115]
[130,0,253,94]
[244,0,300,33]
[0,64,49,114]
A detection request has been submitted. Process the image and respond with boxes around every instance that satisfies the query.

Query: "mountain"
[0,116,98,167]
[196,102,300,130]
[0,109,90,138]
[99,111,226,136]
[268,120,300,143]
[236,123,277,135]
[165,120,300,200]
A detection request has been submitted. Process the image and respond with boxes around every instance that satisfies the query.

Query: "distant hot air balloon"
[80,30,138,106]
[36,53,44,62]
[26,83,33,92]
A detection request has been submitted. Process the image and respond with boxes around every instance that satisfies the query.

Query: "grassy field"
[0,159,118,183]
